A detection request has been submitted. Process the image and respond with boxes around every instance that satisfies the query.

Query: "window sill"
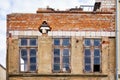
[9,73,108,77]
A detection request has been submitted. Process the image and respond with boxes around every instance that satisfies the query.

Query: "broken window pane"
[20,57,28,72]
[54,39,60,45]
[94,65,100,72]
[21,64,27,72]
[30,39,37,46]
[62,38,70,46]
[21,38,27,46]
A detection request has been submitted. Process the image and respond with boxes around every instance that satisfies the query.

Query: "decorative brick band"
[9,31,115,37]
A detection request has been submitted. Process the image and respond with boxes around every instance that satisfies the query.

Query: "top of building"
[7,1,116,32]
[36,0,116,13]
[36,6,83,13]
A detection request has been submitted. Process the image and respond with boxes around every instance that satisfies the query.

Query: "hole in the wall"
[76,40,79,43]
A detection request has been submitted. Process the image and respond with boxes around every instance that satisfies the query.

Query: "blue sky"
[0,0,95,67]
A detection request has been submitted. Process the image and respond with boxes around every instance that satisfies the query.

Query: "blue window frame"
[20,38,37,72]
[84,38,101,72]
[53,38,71,73]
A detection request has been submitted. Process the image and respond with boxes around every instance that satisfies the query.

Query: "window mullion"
[60,39,62,72]
[92,47,94,72]
[27,48,30,72]
[91,39,94,72]
[61,48,63,72]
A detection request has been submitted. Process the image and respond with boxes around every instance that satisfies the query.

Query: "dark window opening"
[94,65,100,72]
[93,2,101,11]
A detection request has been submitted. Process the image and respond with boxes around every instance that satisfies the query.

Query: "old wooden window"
[84,38,101,72]
[53,38,71,73]
[19,38,37,72]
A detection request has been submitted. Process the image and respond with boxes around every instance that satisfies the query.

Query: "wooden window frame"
[19,38,38,73]
[52,38,71,73]
[84,38,101,73]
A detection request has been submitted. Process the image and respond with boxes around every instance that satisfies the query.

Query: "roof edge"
[0,64,6,70]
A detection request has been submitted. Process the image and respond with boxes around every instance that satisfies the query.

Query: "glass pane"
[54,39,60,45]
[30,39,37,46]
[54,57,60,63]
[85,65,91,71]
[21,49,27,57]
[63,56,69,63]
[94,57,100,64]
[30,57,36,63]
[85,57,91,64]
[21,38,27,46]
[30,49,36,56]
[54,64,60,71]
[30,65,36,71]
[20,56,28,72]
[20,56,28,63]
[94,49,100,56]
[62,38,70,46]
[63,49,69,56]
[54,49,60,56]
[94,39,100,46]
[85,49,91,56]
[84,39,91,46]
[20,64,27,71]
[63,64,70,71]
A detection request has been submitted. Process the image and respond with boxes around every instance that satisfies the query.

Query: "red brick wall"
[7,12,115,31]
